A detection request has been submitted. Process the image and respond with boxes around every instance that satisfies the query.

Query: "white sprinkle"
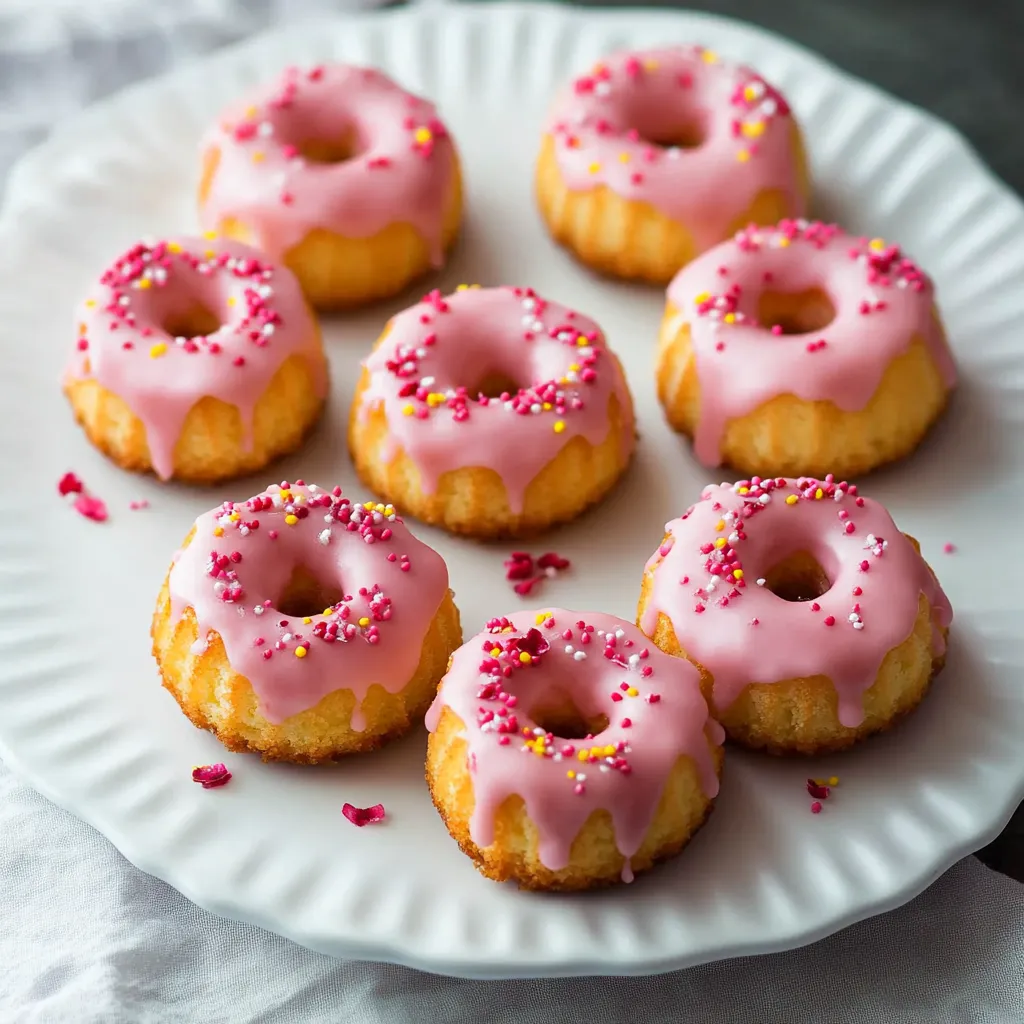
[853,621,865,630]
[262,323,275,337]
[614,628,625,639]
[318,529,331,545]
[756,578,766,587]
[564,644,574,654]
[573,651,587,661]
[254,604,264,615]
[594,81,612,97]
[628,654,640,667]
[257,121,274,137]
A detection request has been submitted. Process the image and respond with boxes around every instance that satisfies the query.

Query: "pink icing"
[425,609,722,878]
[168,482,452,727]
[66,237,325,481]
[199,64,457,265]
[663,220,958,467]
[357,286,635,514]
[638,477,953,727]
[545,46,805,250]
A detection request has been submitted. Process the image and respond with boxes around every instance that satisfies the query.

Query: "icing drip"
[200,64,457,264]
[639,477,953,727]
[66,237,325,480]
[546,46,805,249]
[664,220,958,467]
[426,609,722,874]
[359,286,635,514]
[169,482,450,725]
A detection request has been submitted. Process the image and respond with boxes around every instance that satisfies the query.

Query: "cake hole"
[531,695,609,740]
[758,287,836,335]
[296,134,359,164]
[763,550,832,603]
[472,370,523,400]
[643,119,707,150]
[162,303,221,339]
[276,565,344,618]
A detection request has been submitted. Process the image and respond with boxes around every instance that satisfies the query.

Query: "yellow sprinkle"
[227,296,237,307]
[535,612,548,625]
[742,121,766,138]
[294,647,307,658]
[78,322,87,335]
[702,49,718,63]
[244,105,258,118]
[137,278,152,290]
[364,502,375,510]
[542,402,552,411]
[553,420,566,434]
[576,336,589,346]
[815,488,824,499]
[358,617,370,627]
[149,342,168,358]
[203,231,218,241]
[828,776,839,786]
[694,291,711,304]
[738,487,749,495]
[578,750,588,762]
[205,250,216,259]
[84,299,96,308]
[279,490,292,500]
[588,161,601,174]
[284,514,298,525]
[519,652,532,664]
[723,313,736,324]
[414,127,433,144]
[569,363,580,373]
[743,84,759,102]
[626,686,639,697]
[302,617,312,625]
[567,770,576,779]
[251,151,265,163]
[733,569,744,579]
[228,512,240,521]
[714,537,727,549]
[715,520,726,532]
[603,744,616,757]
[618,151,631,164]
[736,149,751,163]
[490,647,501,657]
[593,62,607,74]
[456,284,469,291]
[643,59,659,70]
[869,237,886,251]
[166,242,182,253]
[402,403,415,416]
[213,526,224,537]
[426,392,446,407]
[323,607,333,617]
[786,494,799,505]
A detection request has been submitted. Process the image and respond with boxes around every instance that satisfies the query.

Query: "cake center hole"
[162,303,221,339]
[472,370,522,400]
[643,115,707,150]
[531,695,609,740]
[758,287,836,335]
[276,565,344,618]
[763,550,832,603]
[296,133,359,164]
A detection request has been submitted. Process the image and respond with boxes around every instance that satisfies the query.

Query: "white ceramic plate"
[1,1,1022,980]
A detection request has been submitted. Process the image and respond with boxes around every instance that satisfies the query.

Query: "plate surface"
[1,1,1023,980]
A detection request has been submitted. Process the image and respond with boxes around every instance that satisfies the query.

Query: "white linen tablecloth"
[1,2,1022,1021]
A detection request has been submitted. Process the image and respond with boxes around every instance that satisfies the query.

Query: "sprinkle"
[342,802,386,827]
[192,763,231,789]
[57,472,83,497]
[943,542,956,554]
[810,801,823,814]
[807,779,831,799]
[828,776,839,786]
[294,647,307,658]
[149,342,168,358]
[553,420,566,433]
[129,499,150,511]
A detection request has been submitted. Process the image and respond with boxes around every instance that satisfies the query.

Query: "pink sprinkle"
[129,499,150,511]
[824,615,836,626]
[513,576,543,597]
[342,802,385,827]
[268,530,279,540]
[192,763,231,789]
[943,542,956,554]
[73,494,108,523]
[810,801,823,814]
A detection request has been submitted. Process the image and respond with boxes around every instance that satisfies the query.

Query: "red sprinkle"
[342,802,386,827]
[73,494,109,523]
[57,472,84,496]
[806,779,831,799]
[810,801,823,814]
[192,763,232,789]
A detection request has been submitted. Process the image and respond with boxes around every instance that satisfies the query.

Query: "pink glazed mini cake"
[348,285,636,538]
[426,608,724,889]
[536,45,809,282]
